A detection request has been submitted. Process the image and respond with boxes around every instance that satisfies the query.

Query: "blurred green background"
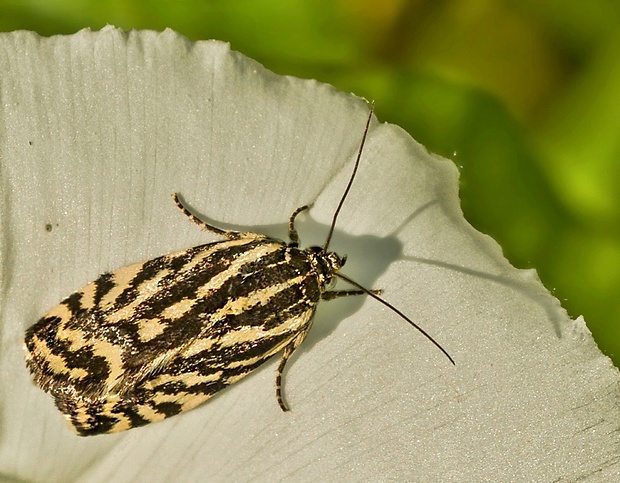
[2,0,619,365]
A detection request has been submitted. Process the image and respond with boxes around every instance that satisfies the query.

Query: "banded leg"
[173,193,255,240]
[275,329,310,411]
[322,289,382,301]
[288,205,310,247]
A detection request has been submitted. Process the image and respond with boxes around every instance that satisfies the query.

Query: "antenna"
[336,273,455,365]
[323,102,374,251]
[323,102,454,365]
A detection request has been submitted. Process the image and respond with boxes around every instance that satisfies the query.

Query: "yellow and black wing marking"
[25,235,321,435]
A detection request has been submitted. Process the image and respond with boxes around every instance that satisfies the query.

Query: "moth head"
[307,246,346,287]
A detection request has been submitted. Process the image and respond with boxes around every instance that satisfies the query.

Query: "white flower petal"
[0,27,618,482]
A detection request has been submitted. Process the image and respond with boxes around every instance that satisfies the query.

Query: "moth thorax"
[307,246,346,288]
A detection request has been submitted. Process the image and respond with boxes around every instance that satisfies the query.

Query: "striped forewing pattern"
[25,236,320,435]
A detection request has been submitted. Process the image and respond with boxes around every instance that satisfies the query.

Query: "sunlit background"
[2,0,619,366]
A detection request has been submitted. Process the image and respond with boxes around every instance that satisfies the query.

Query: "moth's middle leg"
[287,205,310,247]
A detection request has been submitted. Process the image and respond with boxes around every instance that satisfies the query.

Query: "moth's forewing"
[25,237,320,435]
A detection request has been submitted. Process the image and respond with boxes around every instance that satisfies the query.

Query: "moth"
[24,105,454,436]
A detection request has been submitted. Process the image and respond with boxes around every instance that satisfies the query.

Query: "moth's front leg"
[321,289,382,301]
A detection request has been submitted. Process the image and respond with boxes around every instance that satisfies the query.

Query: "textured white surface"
[0,27,618,482]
